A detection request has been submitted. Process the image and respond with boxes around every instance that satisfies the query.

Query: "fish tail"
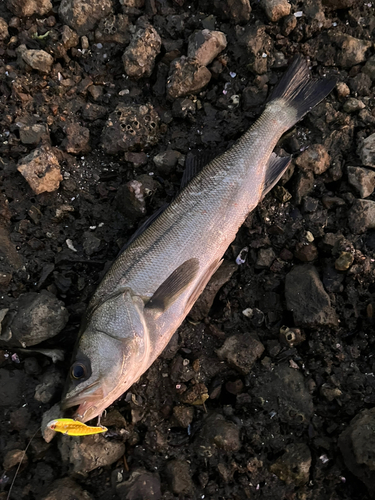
[267,55,336,127]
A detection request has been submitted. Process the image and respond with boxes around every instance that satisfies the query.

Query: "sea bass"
[61,57,335,423]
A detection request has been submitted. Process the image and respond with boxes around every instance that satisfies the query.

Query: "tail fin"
[268,55,336,123]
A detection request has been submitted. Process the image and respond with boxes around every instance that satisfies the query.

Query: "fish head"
[61,290,150,423]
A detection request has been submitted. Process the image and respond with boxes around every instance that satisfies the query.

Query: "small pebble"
[335,252,354,271]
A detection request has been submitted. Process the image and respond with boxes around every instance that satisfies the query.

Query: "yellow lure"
[47,418,107,436]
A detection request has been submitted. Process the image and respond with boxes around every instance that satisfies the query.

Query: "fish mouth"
[61,381,104,423]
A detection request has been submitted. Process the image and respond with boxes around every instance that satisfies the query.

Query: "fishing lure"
[47,418,107,436]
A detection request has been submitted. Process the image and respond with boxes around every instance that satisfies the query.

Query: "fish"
[46,418,107,436]
[61,56,335,423]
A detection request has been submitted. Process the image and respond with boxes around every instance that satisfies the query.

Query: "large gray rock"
[0,291,69,347]
[285,265,338,328]
[216,333,264,375]
[348,199,375,234]
[358,132,375,167]
[252,364,313,425]
[59,434,125,473]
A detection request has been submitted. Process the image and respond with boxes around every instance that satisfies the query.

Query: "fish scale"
[61,56,336,424]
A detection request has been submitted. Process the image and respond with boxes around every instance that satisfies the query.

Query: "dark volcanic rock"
[166,57,211,99]
[252,364,313,425]
[197,413,241,456]
[348,199,375,234]
[101,103,160,154]
[270,443,312,486]
[166,459,193,495]
[216,333,265,375]
[41,477,93,500]
[285,265,338,327]
[339,408,375,495]
[116,468,161,500]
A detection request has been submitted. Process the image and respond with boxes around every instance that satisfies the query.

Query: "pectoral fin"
[261,153,291,200]
[145,258,200,313]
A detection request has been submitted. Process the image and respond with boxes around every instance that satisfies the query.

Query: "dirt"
[1,0,375,499]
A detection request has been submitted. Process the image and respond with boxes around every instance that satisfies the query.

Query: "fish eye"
[71,363,87,380]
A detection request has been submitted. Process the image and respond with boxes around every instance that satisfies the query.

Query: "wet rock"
[219,0,251,22]
[58,0,113,36]
[41,403,62,443]
[236,25,273,75]
[347,166,375,198]
[172,98,196,118]
[281,14,297,36]
[10,407,31,431]
[270,443,311,486]
[123,21,161,79]
[173,405,194,428]
[17,146,62,195]
[294,242,318,262]
[115,177,158,222]
[261,0,291,22]
[294,170,315,205]
[34,366,64,403]
[336,81,350,99]
[117,469,161,500]
[0,17,9,41]
[82,103,107,121]
[0,369,25,407]
[0,291,69,347]
[7,0,52,17]
[22,49,54,73]
[187,29,227,67]
[348,199,375,234]
[3,449,27,471]
[334,252,354,271]
[189,260,237,321]
[61,25,79,49]
[295,144,330,175]
[343,97,365,113]
[339,407,375,493]
[256,247,276,268]
[252,364,313,425]
[95,14,131,45]
[0,226,23,275]
[216,333,265,376]
[363,55,375,81]
[166,460,193,495]
[358,133,375,167]
[59,434,125,473]
[82,231,101,256]
[197,413,241,456]
[41,477,93,500]
[101,103,160,154]
[180,383,209,406]
[153,150,183,176]
[329,32,372,68]
[19,124,49,145]
[63,123,90,154]
[167,57,211,100]
[285,265,338,327]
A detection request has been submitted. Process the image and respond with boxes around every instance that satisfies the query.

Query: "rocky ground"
[1,0,375,499]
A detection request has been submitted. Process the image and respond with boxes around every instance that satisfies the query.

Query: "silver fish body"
[61,57,335,422]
